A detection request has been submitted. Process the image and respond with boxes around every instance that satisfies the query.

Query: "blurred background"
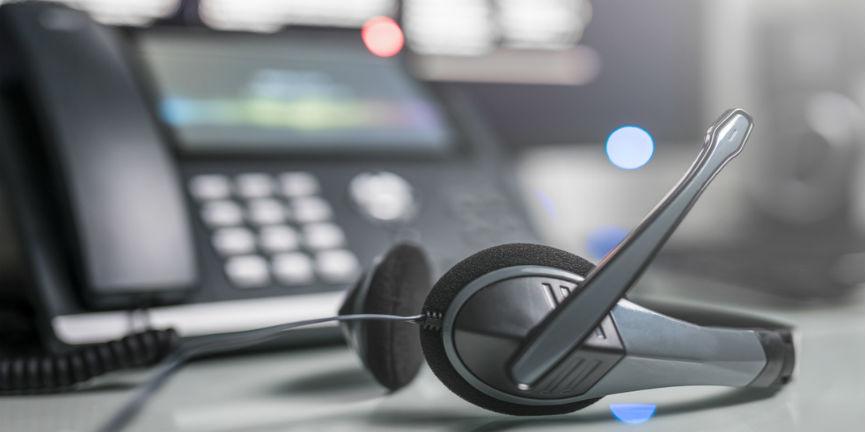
[2,0,865,350]
[0,0,864,430]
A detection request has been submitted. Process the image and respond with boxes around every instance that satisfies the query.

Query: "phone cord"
[0,328,179,394]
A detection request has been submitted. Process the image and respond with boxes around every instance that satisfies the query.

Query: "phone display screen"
[136,32,455,154]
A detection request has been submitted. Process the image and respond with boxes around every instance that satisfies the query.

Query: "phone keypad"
[189,172,359,289]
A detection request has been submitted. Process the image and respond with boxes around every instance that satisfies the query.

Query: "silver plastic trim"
[440,267,769,406]
[52,291,344,344]
[581,300,767,398]
[442,265,597,406]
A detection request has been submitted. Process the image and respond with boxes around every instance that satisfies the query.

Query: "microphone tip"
[707,108,754,159]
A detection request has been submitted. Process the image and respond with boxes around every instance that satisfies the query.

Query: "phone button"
[292,196,333,223]
[259,225,300,253]
[302,223,345,250]
[225,255,270,288]
[349,171,416,223]
[212,227,255,256]
[315,249,360,283]
[235,173,275,198]
[247,198,287,225]
[279,172,319,197]
[201,200,244,227]
[189,174,231,200]
[272,252,315,285]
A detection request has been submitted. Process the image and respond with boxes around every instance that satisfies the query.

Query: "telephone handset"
[0,2,196,308]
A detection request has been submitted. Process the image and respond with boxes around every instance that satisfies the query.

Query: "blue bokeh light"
[535,189,557,219]
[605,126,655,170]
[160,98,194,126]
[586,226,628,260]
[610,403,657,425]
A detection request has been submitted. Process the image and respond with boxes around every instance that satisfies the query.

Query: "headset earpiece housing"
[339,243,432,391]
[419,243,607,415]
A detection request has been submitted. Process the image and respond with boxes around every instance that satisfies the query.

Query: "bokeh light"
[362,16,405,58]
[586,226,628,260]
[610,403,657,424]
[605,126,655,170]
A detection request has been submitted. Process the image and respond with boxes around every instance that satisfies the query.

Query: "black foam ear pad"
[340,243,432,391]
[420,243,602,415]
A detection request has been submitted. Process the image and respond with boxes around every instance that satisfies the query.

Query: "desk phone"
[0,2,536,351]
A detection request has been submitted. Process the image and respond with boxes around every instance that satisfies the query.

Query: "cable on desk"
[0,329,179,394]
[96,313,426,432]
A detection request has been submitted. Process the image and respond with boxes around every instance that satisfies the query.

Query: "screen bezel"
[127,27,472,161]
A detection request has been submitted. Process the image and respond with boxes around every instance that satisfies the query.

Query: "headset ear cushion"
[420,243,602,415]
[347,243,432,391]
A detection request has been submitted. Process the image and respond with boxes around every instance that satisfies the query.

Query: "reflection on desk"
[2,276,863,432]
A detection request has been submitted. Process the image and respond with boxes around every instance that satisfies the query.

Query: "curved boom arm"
[508,109,754,387]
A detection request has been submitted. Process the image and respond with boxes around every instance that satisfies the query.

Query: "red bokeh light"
[361,16,404,58]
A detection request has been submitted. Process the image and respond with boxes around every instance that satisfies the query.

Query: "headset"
[0,109,795,431]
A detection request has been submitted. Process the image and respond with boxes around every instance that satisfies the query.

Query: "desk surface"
[4,148,865,431]
[2,273,863,432]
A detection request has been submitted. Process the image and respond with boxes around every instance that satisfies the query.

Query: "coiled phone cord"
[97,313,425,432]
[0,329,180,394]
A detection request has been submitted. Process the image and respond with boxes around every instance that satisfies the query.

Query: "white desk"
[2,273,863,432]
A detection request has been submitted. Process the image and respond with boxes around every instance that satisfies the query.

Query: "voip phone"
[0,2,536,351]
